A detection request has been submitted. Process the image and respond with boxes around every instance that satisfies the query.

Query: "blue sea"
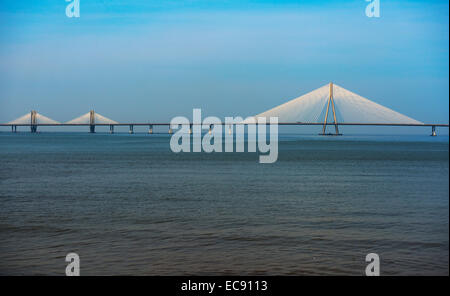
[0,132,448,275]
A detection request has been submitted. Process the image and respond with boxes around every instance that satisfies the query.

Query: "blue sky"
[0,0,448,128]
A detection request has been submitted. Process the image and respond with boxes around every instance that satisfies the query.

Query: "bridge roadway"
[1,122,448,135]
[1,122,449,127]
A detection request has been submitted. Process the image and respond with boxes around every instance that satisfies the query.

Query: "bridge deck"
[0,123,448,127]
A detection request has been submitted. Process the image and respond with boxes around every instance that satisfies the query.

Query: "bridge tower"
[30,110,37,133]
[89,110,95,133]
[320,82,341,136]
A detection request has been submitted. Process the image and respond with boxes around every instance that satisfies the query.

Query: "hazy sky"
[0,0,448,127]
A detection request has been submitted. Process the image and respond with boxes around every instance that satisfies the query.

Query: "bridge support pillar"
[89,110,95,133]
[189,124,192,134]
[209,124,212,135]
[169,126,173,134]
[319,124,342,136]
[11,125,17,133]
[129,125,134,134]
[110,125,114,134]
[148,125,153,134]
[30,110,37,133]
[431,125,437,137]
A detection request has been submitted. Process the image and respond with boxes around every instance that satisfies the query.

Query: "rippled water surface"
[0,132,448,275]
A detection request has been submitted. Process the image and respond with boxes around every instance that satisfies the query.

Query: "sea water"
[0,132,448,275]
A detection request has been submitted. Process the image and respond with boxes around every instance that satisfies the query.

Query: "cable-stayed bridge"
[1,83,448,136]
[251,83,424,135]
[65,110,118,133]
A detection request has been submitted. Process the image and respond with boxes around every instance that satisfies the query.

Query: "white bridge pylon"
[66,110,118,133]
[251,82,422,135]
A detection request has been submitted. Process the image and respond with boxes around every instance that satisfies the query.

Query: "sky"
[0,0,448,132]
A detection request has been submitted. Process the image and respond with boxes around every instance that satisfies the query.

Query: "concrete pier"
[30,110,37,133]
[129,125,134,134]
[431,125,437,136]
[148,125,153,134]
[110,125,114,134]
[89,110,95,133]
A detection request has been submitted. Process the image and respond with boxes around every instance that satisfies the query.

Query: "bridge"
[1,83,448,136]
